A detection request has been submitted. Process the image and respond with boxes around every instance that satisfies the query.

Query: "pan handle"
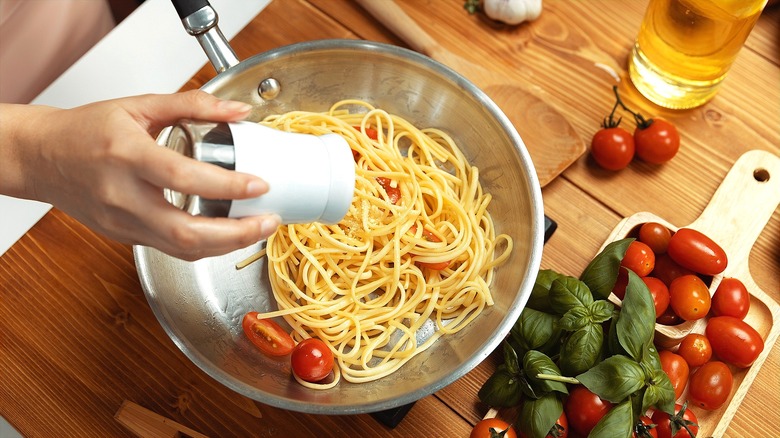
[171,0,239,73]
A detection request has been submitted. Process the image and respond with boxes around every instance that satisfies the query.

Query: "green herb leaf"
[577,355,645,403]
[589,399,633,438]
[503,340,521,375]
[643,367,676,413]
[580,238,633,300]
[527,269,565,312]
[509,308,561,358]
[517,393,563,438]
[558,306,590,331]
[559,323,602,376]
[549,276,593,315]
[523,350,568,396]
[477,365,523,408]
[617,270,656,361]
[589,300,615,324]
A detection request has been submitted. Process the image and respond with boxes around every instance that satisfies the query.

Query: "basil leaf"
[617,270,656,361]
[589,399,633,438]
[577,355,645,403]
[643,368,676,413]
[517,393,563,438]
[589,300,615,324]
[558,306,590,331]
[503,340,521,375]
[580,238,633,300]
[523,350,568,396]
[477,365,523,408]
[527,269,564,312]
[549,276,593,315]
[509,308,560,358]
[559,323,602,376]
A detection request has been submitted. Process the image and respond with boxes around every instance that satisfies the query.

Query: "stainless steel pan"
[133,0,544,414]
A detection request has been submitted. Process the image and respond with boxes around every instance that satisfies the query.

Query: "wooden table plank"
[2,0,778,437]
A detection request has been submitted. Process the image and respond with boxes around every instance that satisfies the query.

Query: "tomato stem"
[612,86,653,129]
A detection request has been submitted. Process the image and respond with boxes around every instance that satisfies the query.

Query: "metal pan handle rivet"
[258,78,281,100]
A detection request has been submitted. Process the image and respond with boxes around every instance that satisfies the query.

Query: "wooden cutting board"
[355,0,585,187]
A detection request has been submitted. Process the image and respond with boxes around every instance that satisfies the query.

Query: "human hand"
[1,90,281,260]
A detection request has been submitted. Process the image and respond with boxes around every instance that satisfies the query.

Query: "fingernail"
[259,214,281,238]
[246,179,268,196]
[219,100,253,113]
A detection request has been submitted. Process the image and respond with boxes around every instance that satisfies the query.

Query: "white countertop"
[0,0,270,257]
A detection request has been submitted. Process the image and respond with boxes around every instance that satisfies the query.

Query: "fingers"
[131,90,253,134]
[136,143,269,201]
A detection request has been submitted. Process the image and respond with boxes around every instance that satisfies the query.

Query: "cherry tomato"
[667,228,728,276]
[291,338,334,382]
[638,222,672,254]
[659,350,689,400]
[376,176,401,204]
[410,225,451,270]
[621,240,655,277]
[688,361,733,410]
[565,386,613,436]
[711,277,750,319]
[518,412,568,438]
[643,276,670,317]
[651,254,695,287]
[651,403,699,438]
[634,119,680,164]
[353,125,379,140]
[676,333,712,367]
[241,312,295,357]
[656,307,683,326]
[471,418,518,438]
[633,415,658,438]
[705,316,764,368]
[591,127,635,170]
[612,267,629,300]
[669,275,711,321]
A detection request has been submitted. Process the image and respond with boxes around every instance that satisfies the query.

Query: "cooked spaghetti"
[256,100,512,384]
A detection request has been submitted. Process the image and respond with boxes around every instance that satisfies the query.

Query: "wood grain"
[1,0,778,437]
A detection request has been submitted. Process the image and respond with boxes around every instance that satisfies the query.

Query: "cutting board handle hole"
[753,168,771,182]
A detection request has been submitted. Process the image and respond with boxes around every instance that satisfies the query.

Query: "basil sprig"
[477,238,676,438]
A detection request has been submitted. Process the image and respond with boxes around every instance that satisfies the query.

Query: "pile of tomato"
[241,312,335,384]
[590,87,680,171]
[616,222,765,418]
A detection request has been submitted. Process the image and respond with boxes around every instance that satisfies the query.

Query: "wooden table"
[2,1,778,436]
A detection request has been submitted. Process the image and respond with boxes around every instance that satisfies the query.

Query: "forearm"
[0,103,59,200]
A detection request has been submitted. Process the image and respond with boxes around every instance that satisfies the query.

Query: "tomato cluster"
[615,222,766,415]
[590,87,680,171]
[241,312,335,384]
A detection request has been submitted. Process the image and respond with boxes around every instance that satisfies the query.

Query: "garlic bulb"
[482,0,543,25]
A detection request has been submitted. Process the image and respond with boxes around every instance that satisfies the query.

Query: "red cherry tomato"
[241,312,295,357]
[409,225,452,270]
[613,267,629,300]
[291,338,334,382]
[591,127,635,170]
[669,275,711,321]
[656,307,683,326]
[376,176,401,205]
[658,350,689,400]
[711,277,750,319]
[688,361,733,410]
[676,333,712,368]
[706,316,764,368]
[471,418,518,438]
[565,386,613,436]
[621,240,656,277]
[633,415,658,438]
[651,403,699,438]
[643,276,670,317]
[638,222,672,254]
[634,119,680,164]
[651,254,695,287]
[667,228,728,276]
